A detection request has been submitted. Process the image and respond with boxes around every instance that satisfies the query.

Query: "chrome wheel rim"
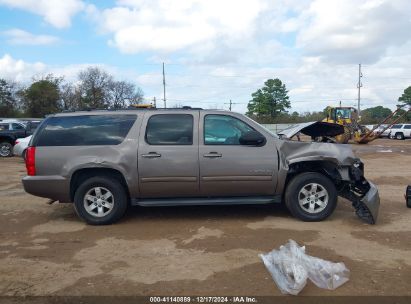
[83,187,114,217]
[298,183,328,214]
[0,144,11,157]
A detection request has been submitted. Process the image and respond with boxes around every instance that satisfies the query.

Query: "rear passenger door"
[138,111,200,198]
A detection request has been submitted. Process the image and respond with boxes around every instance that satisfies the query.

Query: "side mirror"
[239,131,266,146]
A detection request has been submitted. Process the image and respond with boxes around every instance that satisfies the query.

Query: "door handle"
[203,152,222,158]
[142,152,161,158]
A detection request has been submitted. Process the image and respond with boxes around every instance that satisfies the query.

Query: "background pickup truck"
[0,120,40,157]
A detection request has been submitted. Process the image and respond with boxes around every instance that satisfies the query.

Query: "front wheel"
[73,176,128,225]
[285,172,337,222]
[395,132,404,140]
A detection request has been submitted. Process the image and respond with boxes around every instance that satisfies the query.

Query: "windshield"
[335,108,351,119]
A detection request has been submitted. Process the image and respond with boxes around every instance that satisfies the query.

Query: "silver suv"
[22,109,380,225]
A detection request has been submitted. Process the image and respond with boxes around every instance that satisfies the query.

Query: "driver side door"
[199,113,278,197]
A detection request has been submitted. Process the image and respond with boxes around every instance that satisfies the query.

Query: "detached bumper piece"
[340,164,380,224]
[352,182,380,224]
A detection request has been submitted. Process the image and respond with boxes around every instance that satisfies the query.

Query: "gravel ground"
[0,139,410,297]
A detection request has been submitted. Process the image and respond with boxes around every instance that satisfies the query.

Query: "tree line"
[246,78,411,124]
[1,69,410,123]
[0,67,144,118]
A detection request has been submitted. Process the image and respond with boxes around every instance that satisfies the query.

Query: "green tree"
[360,106,392,124]
[0,79,18,117]
[247,78,290,121]
[395,108,411,122]
[21,75,61,117]
[398,86,411,105]
[78,67,113,109]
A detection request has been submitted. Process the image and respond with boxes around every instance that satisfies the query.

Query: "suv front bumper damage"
[354,181,380,224]
[339,163,380,224]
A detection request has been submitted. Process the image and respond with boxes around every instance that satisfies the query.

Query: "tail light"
[15,140,19,145]
[25,146,36,176]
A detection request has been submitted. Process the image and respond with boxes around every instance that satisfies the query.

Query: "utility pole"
[153,96,156,108]
[224,99,238,111]
[357,63,362,115]
[162,62,167,108]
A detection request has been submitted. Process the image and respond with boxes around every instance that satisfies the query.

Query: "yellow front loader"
[322,107,378,144]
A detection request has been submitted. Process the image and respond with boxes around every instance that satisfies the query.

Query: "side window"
[392,124,402,129]
[404,125,411,129]
[204,115,255,145]
[146,114,193,145]
[12,123,25,130]
[35,115,137,146]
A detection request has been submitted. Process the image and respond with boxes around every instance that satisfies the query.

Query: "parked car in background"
[0,121,38,157]
[389,124,411,140]
[13,135,32,159]
[22,109,379,226]
[373,124,391,138]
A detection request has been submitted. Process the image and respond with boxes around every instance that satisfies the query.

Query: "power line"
[224,99,240,111]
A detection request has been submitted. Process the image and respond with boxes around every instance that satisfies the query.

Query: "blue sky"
[1,0,411,113]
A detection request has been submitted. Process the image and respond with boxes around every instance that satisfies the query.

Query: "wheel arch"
[0,136,14,144]
[70,167,130,202]
[285,160,342,189]
[395,132,404,139]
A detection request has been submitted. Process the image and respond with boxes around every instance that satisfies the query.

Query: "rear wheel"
[0,142,13,157]
[285,172,337,222]
[73,176,128,225]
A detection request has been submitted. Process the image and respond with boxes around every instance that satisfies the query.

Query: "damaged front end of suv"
[277,122,380,224]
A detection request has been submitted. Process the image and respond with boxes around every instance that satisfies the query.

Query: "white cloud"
[0,0,85,28]
[2,0,411,114]
[3,29,60,45]
[0,54,46,81]
[94,0,268,53]
[296,0,411,63]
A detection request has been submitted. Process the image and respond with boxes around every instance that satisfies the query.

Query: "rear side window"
[404,125,411,129]
[34,115,136,146]
[146,114,193,145]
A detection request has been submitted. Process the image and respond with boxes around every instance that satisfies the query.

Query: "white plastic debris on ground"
[260,239,350,295]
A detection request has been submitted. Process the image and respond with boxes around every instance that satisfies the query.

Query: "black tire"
[395,132,404,140]
[73,176,128,225]
[285,172,337,222]
[0,142,13,157]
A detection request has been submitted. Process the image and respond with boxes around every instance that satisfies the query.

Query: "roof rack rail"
[60,105,205,113]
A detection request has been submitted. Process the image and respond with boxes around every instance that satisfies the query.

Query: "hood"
[278,121,344,139]
[278,140,357,167]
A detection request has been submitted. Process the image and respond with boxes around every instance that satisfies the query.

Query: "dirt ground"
[0,138,410,297]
